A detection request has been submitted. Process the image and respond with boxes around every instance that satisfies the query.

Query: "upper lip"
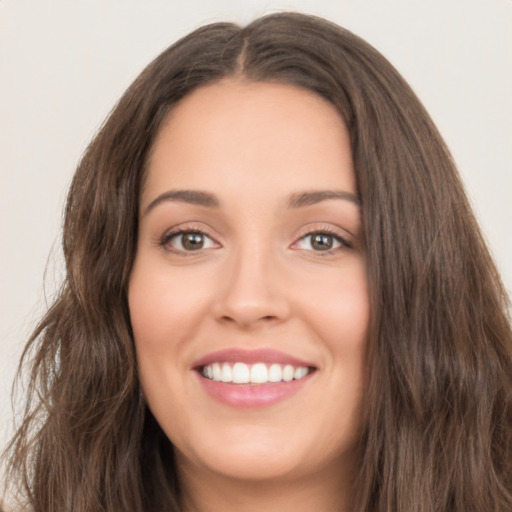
[191,348,316,369]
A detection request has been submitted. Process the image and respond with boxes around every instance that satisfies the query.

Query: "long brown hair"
[3,12,511,512]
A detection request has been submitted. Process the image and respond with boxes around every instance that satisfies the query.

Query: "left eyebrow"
[143,189,220,216]
[287,190,361,208]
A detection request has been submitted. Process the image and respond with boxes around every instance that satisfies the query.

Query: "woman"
[3,12,511,512]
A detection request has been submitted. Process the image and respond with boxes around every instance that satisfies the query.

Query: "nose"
[213,246,292,330]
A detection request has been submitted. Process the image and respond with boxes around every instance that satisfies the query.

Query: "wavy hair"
[3,12,512,512]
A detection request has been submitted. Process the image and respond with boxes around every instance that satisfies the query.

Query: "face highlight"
[129,80,369,491]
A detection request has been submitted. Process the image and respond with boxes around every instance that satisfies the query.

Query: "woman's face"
[129,80,369,485]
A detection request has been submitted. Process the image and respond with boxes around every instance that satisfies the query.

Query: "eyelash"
[159,226,352,255]
[293,227,352,255]
[159,228,218,255]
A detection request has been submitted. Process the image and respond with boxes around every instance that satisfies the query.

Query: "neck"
[177,455,355,512]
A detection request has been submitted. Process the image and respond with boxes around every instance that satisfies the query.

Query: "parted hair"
[3,12,512,512]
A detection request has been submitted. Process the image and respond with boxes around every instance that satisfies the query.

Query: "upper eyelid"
[161,222,217,238]
[161,227,217,244]
[299,231,347,242]
[293,222,353,240]
[292,231,351,250]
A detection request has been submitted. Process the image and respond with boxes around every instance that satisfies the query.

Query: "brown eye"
[310,234,335,251]
[181,233,205,251]
[293,231,350,253]
[163,231,217,252]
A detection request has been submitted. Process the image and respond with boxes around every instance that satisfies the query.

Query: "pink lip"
[197,375,314,408]
[191,348,315,369]
[191,348,317,409]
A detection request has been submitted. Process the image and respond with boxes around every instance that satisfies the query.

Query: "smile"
[201,362,312,384]
[193,349,318,407]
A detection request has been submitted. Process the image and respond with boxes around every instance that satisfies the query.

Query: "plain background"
[1,0,511,471]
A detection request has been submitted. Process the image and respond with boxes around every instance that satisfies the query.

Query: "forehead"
[143,80,356,206]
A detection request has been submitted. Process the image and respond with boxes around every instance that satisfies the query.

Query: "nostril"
[221,314,276,323]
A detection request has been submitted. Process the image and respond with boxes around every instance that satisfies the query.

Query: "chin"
[180,440,307,482]
[172,419,356,484]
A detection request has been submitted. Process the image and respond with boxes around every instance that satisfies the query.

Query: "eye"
[162,230,217,252]
[293,232,350,252]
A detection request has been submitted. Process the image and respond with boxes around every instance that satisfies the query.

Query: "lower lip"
[196,372,314,408]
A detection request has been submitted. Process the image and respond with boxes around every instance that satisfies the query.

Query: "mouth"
[192,349,318,408]
[199,362,315,384]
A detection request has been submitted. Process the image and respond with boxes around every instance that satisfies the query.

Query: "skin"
[129,80,369,512]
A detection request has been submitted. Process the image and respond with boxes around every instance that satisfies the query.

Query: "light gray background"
[1,0,511,471]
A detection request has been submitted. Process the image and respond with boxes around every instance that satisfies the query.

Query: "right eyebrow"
[143,189,220,216]
[287,190,360,208]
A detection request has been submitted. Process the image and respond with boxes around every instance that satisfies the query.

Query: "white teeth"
[232,362,250,383]
[282,364,294,382]
[268,363,282,382]
[221,363,232,382]
[201,362,311,384]
[294,366,308,380]
[250,363,268,384]
[212,363,222,381]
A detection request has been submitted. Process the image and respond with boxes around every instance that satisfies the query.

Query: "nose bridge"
[215,236,290,327]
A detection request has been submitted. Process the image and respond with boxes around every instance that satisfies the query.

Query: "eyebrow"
[143,188,360,216]
[287,190,360,208]
[144,189,220,215]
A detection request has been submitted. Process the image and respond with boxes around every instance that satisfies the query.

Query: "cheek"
[319,269,369,411]
[127,265,207,428]
[128,260,212,355]
[299,260,369,351]
[127,263,199,421]
[299,261,369,419]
